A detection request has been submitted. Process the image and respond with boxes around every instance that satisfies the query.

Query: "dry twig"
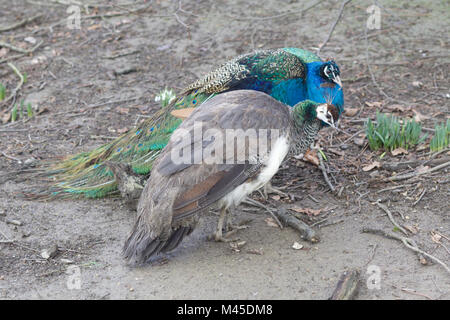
[0,14,42,32]
[362,228,450,275]
[317,0,352,55]
[329,269,360,300]
[375,201,408,235]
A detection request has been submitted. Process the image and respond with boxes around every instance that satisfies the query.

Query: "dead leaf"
[0,47,9,58]
[24,36,37,44]
[412,81,423,88]
[264,217,279,228]
[303,149,319,166]
[87,24,101,31]
[270,195,281,201]
[1,112,11,124]
[386,104,411,113]
[362,161,381,172]
[292,242,303,250]
[415,165,430,174]
[344,108,358,117]
[403,225,418,234]
[391,147,408,156]
[365,101,383,108]
[230,241,246,252]
[412,109,429,122]
[290,207,322,216]
[353,137,365,146]
[116,107,129,114]
[117,127,129,134]
[431,232,442,244]
[247,248,263,255]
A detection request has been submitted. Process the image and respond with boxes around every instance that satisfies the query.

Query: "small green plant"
[11,104,18,122]
[154,88,176,108]
[26,102,33,118]
[366,111,427,151]
[0,83,5,101]
[430,119,450,152]
[9,100,34,122]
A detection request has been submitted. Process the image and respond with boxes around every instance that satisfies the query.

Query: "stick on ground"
[329,269,360,300]
[362,228,450,275]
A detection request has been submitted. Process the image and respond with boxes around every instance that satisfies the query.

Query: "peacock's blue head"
[306,61,344,115]
[320,60,342,87]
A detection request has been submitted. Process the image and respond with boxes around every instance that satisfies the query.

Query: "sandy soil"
[0,0,449,299]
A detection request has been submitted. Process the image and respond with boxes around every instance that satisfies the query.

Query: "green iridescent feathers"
[32,48,322,199]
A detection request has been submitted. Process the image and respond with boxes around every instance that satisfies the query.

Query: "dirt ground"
[0,0,449,300]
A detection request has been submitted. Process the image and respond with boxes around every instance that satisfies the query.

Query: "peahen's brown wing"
[155,90,291,219]
[123,90,291,264]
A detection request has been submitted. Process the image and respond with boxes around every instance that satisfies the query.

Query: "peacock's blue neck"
[270,78,307,106]
[305,61,344,113]
[226,61,344,112]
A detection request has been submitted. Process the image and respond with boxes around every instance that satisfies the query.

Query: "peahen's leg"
[213,207,232,242]
[259,181,287,199]
[212,208,247,242]
[225,209,249,232]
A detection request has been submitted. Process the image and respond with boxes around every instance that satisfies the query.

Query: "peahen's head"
[292,100,339,129]
[320,60,342,87]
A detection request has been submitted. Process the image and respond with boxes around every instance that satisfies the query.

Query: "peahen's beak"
[332,74,342,88]
[316,104,337,128]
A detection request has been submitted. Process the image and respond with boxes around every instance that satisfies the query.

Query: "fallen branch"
[241,197,283,229]
[317,0,352,55]
[0,39,43,54]
[386,161,450,182]
[1,62,25,106]
[274,208,319,243]
[382,157,450,172]
[0,14,42,32]
[362,228,450,275]
[318,151,335,192]
[375,201,408,235]
[329,269,360,300]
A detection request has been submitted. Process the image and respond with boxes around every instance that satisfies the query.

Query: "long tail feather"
[26,91,209,200]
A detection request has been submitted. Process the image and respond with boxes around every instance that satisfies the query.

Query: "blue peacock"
[32,48,344,199]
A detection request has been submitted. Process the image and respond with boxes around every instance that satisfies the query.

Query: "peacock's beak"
[332,74,342,88]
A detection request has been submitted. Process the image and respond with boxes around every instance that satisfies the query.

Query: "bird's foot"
[226,223,249,232]
[259,182,287,199]
[210,229,238,242]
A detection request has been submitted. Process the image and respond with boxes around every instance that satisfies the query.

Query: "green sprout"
[11,104,18,122]
[0,83,5,101]
[365,111,427,151]
[26,102,33,118]
[430,119,450,152]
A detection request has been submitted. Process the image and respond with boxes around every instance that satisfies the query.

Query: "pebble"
[40,244,59,260]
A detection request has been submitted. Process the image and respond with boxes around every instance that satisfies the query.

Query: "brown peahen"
[123,90,339,264]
